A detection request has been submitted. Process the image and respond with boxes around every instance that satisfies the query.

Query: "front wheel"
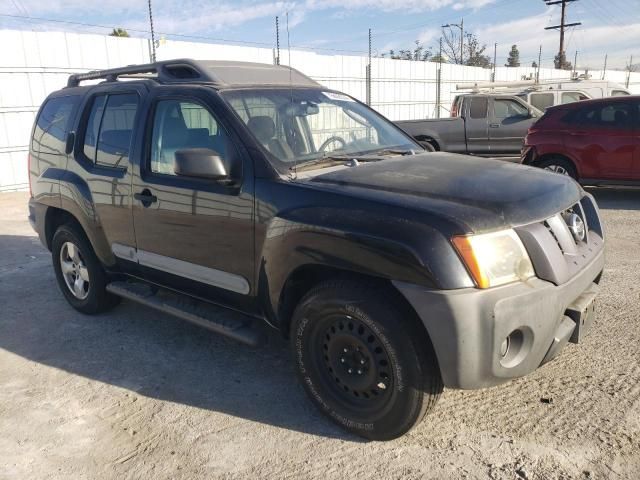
[536,157,577,180]
[291,279,442,440]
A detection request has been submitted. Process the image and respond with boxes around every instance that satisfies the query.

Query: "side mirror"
[174,148,228,180]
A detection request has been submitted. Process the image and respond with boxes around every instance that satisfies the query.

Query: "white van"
[456,77,631,111]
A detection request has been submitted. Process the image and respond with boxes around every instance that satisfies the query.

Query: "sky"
[0,0,638,69]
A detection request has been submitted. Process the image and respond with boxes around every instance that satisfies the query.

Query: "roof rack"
[66,58,321,89]
[66,59,209,87]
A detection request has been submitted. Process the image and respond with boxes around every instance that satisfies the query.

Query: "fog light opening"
[500,328,528,368]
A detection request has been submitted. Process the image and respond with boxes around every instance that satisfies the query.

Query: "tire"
[418,140,436,152]
[536,157,577,180]
[291,279,442,440]
[51,223,120,314]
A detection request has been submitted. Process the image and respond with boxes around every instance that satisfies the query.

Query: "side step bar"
[106,281,265,347]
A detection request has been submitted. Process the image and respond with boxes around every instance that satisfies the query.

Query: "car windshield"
[221,88,418,170]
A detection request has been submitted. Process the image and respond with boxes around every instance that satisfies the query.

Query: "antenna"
[147,0,156,62]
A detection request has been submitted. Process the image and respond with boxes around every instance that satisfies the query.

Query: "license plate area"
[566,284,598,344]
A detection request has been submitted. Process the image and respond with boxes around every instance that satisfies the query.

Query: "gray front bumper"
[394,248,604,390]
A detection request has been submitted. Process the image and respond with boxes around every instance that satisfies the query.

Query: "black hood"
[305,153,582,233]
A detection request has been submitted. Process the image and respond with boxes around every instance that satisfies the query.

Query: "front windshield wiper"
[291,148,414,173]
[291,154,382,172]
[291,155,351,172]
[362,148,416,157]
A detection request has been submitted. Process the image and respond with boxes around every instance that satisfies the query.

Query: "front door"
[488,97,535,156]
[128,88,254,304]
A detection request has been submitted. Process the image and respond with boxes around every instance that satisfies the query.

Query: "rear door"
[564,100,637,180]
[462,95,489,155]
[488,97,536,155]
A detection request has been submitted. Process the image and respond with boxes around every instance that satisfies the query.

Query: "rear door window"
[82,93,139,168]
[577,101,635,129]
[32,96,78,156]
[468,97,488,119]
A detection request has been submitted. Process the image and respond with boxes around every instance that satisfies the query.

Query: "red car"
[521,96,640,184]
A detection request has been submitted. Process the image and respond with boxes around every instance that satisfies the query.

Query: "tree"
[465,34,491,67]
[110,28,130,37]
[381,31,489,66]
[382,40,432,61]
[505,45,520,67]
[554,52,572,70]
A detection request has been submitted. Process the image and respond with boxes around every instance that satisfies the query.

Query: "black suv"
[28,59,605,440]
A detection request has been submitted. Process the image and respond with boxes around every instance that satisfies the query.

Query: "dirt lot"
[0,190,638,479]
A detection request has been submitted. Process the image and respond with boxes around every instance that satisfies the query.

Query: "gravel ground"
[0,189,638,479]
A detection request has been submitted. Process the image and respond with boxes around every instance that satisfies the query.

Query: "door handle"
[134,188,157,207]
[489,123,500,128]
[569,131,587,135]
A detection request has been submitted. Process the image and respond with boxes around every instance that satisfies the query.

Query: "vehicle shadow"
[585,186,640,211]
[0,234,359,441]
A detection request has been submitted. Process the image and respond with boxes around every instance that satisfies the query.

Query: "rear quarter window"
[32,95,78,158]
[529,93,555,111]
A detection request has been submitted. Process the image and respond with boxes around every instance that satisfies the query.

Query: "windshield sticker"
[323,91,355,102]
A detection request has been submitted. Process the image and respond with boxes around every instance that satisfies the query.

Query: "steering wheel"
[318,136,347,152]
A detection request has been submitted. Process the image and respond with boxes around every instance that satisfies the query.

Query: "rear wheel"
[536,157,577,180]
[52,223,120,314]
[291,279,442,440]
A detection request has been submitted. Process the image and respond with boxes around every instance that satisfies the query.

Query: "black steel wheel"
[292,279,442,440]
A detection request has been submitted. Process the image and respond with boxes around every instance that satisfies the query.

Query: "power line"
[543,0,581,68]
[0,13,368,54]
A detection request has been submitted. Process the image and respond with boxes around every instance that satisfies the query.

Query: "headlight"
[452,229,535,289]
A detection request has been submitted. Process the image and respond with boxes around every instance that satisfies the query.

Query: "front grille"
[515,194,604,286]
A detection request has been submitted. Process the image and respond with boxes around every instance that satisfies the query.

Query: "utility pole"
[366,28,372,106]
[275,16,280,65]
[148,0,156,62]
[573,50,578,76]
[543,0,581,69]
[442,18,464,64]
[601,54,607,80]
[492,43,497,82]
[627,55,634,88]
[436,37,442,118]
[536,45,542,82]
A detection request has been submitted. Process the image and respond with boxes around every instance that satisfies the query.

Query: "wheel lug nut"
[348,368,353,374]
[343,348,348,353]
[340,358,345,363]
[357,369,362,375]
[360,359,365,365]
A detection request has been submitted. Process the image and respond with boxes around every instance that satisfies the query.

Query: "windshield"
[221,88,419,170]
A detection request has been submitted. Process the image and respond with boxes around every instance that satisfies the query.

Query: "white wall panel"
[1,28,639,191]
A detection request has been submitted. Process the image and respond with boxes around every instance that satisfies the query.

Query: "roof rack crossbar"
[67,64,159,87]
[66,59,209,87]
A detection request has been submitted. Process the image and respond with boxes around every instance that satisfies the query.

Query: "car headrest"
[247,116,276,144]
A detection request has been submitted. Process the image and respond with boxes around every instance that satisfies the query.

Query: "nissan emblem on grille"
[566,213,586,243]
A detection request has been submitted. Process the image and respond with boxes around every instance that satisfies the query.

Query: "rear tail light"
[451,101,459,117]
[28,152,33,197]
